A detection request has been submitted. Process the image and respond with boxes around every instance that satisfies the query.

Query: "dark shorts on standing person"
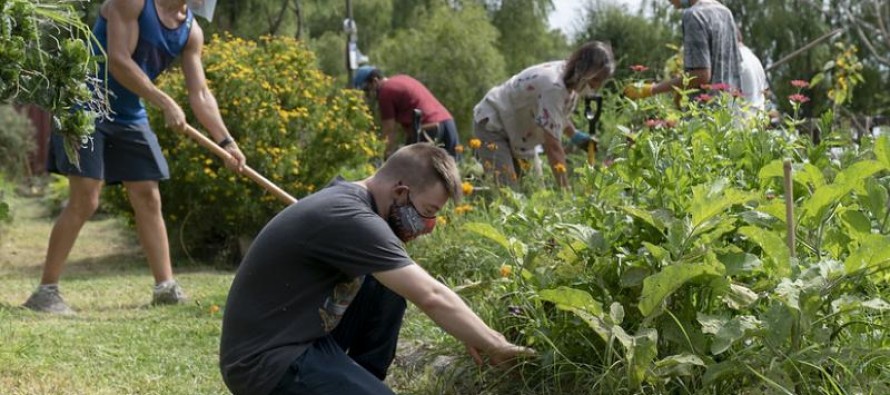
[47,121,170,185]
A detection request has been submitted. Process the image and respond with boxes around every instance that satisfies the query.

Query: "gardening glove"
[570,130,592,149]
[624,83,654,100]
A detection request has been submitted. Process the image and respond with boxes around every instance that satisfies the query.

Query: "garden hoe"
[182,124,298,205]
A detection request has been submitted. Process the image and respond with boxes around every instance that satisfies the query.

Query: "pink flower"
[788,93,810,103]
[710,83,731,91]
[791,80,810,89]
[644,119,662,128]
[695,93,713,102]
[630,64,649,72]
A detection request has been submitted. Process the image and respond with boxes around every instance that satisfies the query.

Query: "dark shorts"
[47,121,170,185]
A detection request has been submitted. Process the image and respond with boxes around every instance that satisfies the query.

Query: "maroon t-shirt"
[377,75,452,129]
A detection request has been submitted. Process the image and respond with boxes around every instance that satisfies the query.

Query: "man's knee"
[125,183,163,213]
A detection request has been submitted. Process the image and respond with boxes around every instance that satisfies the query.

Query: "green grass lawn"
[0,192,465,395]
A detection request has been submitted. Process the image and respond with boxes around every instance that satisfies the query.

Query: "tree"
[375,3,506,139]
[484,0,569,75]
[575,0,678,82]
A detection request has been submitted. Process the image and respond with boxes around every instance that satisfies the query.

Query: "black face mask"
[387,192,436,242]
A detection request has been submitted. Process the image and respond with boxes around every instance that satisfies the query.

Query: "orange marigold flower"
[553,163,567,174]
[209,305,220,314]
[454,144,465,154]
[499,264,513,278]
[461,181,474,196]
[468,138,482,149]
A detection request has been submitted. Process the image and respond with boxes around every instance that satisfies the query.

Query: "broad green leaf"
[642,242,670,261]
[738,226,791,277]
[627,328,658,389]
[757,161,824,192]
[697,313,728,335]
[845,234,890,276]
[875,134,890,170]
[756,201,788,224]
[464,222,509,252]
[638,261,724,317]
[653,354,706,377]
[620,267,650,288]
[839,209,872,243]
[570,309,612,342]
[774,278,803,310]
[689,183,753,229]
[831,295,890,313]
[723,283,759,310]
[802,160,885,225]
[711,315,761,355]
[538,286,603,316]
[621,206,666,232]
[718,252,762,276]
[764,303,795,347]
[863,179,888,221]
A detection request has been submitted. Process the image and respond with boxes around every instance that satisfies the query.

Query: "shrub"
[0,105,35,179]
[106,34,381,259]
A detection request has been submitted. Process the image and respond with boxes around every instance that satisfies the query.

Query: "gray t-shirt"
[219,178,413,395]
[682,0,741,91]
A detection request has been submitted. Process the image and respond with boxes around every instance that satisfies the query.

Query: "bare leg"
[123,180,173,284]
[39,176,103,285]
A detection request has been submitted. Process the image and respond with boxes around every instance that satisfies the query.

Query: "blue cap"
[352,65,377,89]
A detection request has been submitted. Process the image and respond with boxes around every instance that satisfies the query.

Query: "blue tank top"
[93,0,193,124]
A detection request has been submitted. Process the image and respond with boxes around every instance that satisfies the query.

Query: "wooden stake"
[182,125,298,205]
[783,160,796,258]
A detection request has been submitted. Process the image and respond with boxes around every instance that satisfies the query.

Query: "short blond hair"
[377,143,462,202]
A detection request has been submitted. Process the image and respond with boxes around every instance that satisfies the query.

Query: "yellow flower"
[461,181,473,196]
[437,215,448,226]
[553,163,567,174]
[454,144,464,154]
[499,264,512,278]
[486,142,498,151]
[209,305,220,314]
[468,138,482,149]
[454,204,473,215]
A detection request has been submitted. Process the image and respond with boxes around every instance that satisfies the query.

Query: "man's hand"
[163,100,187,133]
[223,143,246,173]
[466,335,536,367]
[624,83,654,100]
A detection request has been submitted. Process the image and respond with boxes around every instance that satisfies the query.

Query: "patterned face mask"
[387,192,436,242]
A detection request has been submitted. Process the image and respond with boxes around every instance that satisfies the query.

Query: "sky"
[548,0,645,38]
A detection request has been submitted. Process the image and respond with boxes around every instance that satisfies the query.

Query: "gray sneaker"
[151,281,187,305]
[23,287,76,315]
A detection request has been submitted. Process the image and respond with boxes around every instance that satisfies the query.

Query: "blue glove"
[570,131,592,149]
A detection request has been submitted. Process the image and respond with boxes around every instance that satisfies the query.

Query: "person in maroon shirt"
[353,66,458,158]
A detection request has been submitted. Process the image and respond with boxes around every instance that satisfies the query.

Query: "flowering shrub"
[107,34,381,258]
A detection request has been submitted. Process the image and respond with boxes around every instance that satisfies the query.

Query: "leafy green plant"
[405,74,890,394]
[0,0,107,166]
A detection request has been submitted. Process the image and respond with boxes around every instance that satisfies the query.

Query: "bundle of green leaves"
[0,0,106,167]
